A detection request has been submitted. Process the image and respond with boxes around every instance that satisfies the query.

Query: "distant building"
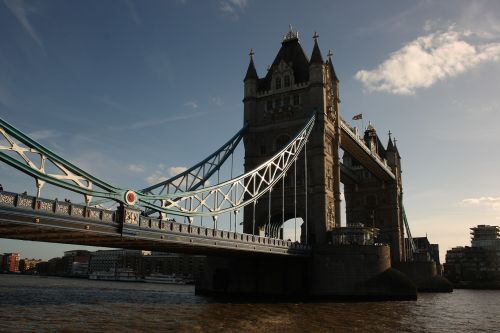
[61,250,91,277]
[2,253,20,273]
[330,224,379,246]
[470,225,500,250]
[141,253,206,279]
[89,250,150,275]
[19,258,43,274]
[412,237,441,265]
[444,225,500,287]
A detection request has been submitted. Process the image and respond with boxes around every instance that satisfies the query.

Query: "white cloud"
[146,171,168,185]
[184,101,198,109]
[219,0,248,20]
[169,166,187,177]
[128,164,144,173]
[355,27,500,95]
[3,0,44,50]
[145,165,188,186]
[461,196,500,210]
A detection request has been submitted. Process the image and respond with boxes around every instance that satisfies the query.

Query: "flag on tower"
[352,113,362,120]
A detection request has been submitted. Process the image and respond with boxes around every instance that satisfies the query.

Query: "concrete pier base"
[195,255,307,298]
[395,261,453,292]
[196,245,417,300]
[309,245,416,300]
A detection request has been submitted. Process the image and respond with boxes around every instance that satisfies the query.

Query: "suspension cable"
[282,172,285,240]
[268,187,272,237]
[294,156,297,243]
[305,141,308,245]
[252,200,256,235]
[229,152,234,232]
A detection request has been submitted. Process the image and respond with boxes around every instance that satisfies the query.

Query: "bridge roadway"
[339,118,395,182]
[0,191,310,257]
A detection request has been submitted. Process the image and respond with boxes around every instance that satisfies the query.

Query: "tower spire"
[244,49,258,81]
[310,31,323,64]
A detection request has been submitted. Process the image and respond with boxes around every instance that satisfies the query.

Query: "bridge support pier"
[395,261,453,292]
[195,255,308,298]
[196,245,417,300]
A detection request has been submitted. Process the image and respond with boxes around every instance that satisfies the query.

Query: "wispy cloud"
[355,27,500,95]
[219,0,248,20]
[184,100,198,109]
[0,80,14,108]
[128,164,144,173]
[145,164,188,185]
[110,111,207,130]
[461,196,500,210]
[28,129,61,140]
[210,96,223,106]
[125,0,141,26]
[3,0,44,50]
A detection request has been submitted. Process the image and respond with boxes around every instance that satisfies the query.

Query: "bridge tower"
[343,128,406,264]
[242,27,341,245]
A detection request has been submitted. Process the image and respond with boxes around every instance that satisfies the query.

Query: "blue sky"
[1,0,500,261]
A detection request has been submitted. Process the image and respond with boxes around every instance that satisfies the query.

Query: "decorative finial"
[283,24,299,42]
[327,50,333,59]
[249,49,254,59]
[313,31,319,41]
[394,137,398,145]
[388,130,392,139]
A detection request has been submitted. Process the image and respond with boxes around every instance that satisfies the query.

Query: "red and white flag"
[352,113,362,120]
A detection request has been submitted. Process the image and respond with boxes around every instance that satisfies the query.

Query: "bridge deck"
[340,119,395,181]
[0,191,310,257]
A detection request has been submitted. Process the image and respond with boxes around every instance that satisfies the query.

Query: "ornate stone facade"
[242,28,341,245]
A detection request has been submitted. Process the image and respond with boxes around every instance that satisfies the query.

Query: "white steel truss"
[137,114,316,217]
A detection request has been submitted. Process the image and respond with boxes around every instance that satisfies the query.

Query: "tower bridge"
[0,27,449,299]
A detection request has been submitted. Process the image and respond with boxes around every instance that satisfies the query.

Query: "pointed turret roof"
[327,50,339,82]
[257,27,310,91]
[310,32,324,64]
[387,136,395,152]
[244,50,258,81]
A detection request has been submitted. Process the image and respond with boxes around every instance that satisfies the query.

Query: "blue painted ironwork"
[0,118,129,205]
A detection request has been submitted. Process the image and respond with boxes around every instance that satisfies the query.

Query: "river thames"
[0,275,498,332]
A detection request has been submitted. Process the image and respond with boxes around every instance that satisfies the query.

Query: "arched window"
[275,77,282,89]
[293,94,300,105]
[284,75,291,87]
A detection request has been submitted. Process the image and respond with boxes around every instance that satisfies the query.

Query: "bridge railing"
[0,191,116,223]
[339,117,395,179]
[0,190,310,253]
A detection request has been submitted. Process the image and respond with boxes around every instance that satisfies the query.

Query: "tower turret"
[309,32,324,85]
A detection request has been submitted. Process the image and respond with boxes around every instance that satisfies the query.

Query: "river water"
[0,275,498,332]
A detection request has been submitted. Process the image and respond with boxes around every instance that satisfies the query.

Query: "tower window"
[275,98,282,108]
[284,75,291,87]
[283,96,290,106]
[275,77,282,89]
[293,94,300,105]
[266,100,273,110]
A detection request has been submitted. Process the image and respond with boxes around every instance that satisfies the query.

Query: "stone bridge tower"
[242,28,342,245]
[342,128,406,264]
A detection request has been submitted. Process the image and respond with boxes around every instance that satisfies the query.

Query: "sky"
[1,0,500,262]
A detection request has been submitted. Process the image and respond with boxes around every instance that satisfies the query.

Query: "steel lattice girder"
[136,113,316,217]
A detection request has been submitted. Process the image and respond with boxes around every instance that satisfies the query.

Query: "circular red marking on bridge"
[125,190,137,205]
